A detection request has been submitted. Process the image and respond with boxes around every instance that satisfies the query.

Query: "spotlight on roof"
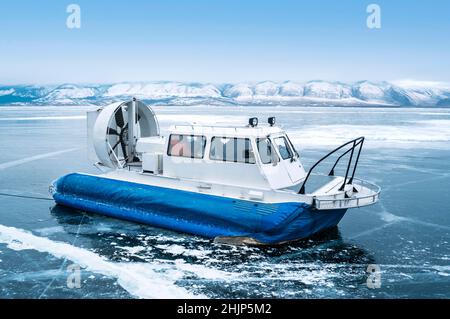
[249,117,258,127]
[268,117,276,126]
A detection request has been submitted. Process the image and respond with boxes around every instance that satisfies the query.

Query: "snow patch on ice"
[0,224,201,298]
[117,245,148,255]
[378,210,408,223]
[432,265,450,277]
[156,244,210,259]
[173,259,236,280]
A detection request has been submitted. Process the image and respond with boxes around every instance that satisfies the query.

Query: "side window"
[257,138,278,164]
[273,136,293,160]
[210,137,255,164]
[167,134,206,159]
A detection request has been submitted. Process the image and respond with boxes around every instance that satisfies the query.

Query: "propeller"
[107,106,129,162]
[93,99,160,169]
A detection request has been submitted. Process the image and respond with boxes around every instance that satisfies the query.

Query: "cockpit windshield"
[273,136,293,160]
[285,134,299,158]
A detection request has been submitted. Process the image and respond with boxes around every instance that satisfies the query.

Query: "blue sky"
[0,0,449,84]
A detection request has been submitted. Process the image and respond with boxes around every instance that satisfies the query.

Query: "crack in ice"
[0,148,80,171]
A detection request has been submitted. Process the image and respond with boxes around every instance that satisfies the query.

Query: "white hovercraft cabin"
[139,123,305,190]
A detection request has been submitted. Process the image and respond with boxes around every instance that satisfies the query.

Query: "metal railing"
[299,137,365,195]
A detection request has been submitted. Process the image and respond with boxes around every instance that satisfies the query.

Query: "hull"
[51,173,347,244]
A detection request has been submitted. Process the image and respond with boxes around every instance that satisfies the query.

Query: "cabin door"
[256,137,293,189]
[271,135,304,184]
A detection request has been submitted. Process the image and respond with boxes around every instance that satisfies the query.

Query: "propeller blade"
[120,140,128,160]
[107,127,119,136]
[111,139,121,150]
[108,140,122,156]
[115,107,125,128]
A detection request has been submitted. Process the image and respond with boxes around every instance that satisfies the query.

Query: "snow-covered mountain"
[1,80,450,107]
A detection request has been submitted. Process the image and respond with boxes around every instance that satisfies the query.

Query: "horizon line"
[2,79,449,87]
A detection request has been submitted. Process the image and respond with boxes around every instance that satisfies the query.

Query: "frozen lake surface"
[0,105,449,298]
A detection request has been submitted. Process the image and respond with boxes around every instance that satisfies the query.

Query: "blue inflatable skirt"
[51,173,346,244]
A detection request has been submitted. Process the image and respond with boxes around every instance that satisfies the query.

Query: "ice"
[288,121,450,149]
[0,116,86,121]
[0,104,449,298]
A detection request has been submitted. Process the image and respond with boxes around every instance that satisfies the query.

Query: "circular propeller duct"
[93,99,159,168]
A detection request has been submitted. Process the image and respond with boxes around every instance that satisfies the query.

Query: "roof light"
[249,117,258,127]
[268,117,276,126]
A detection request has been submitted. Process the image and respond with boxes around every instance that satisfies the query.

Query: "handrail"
[339,140,356,191]
[299,137,365,195]
[348,138,364,185]
[328,139,364,177]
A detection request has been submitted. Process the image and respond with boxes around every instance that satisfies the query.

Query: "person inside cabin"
[169,135,191,157]
[169,135,206,158]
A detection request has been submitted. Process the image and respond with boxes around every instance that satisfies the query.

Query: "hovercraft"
[51,99,380,244]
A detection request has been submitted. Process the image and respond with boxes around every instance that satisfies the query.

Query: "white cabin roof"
[169,124,284,138]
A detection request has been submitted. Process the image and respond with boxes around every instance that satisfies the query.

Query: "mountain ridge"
[1,80,450,107]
